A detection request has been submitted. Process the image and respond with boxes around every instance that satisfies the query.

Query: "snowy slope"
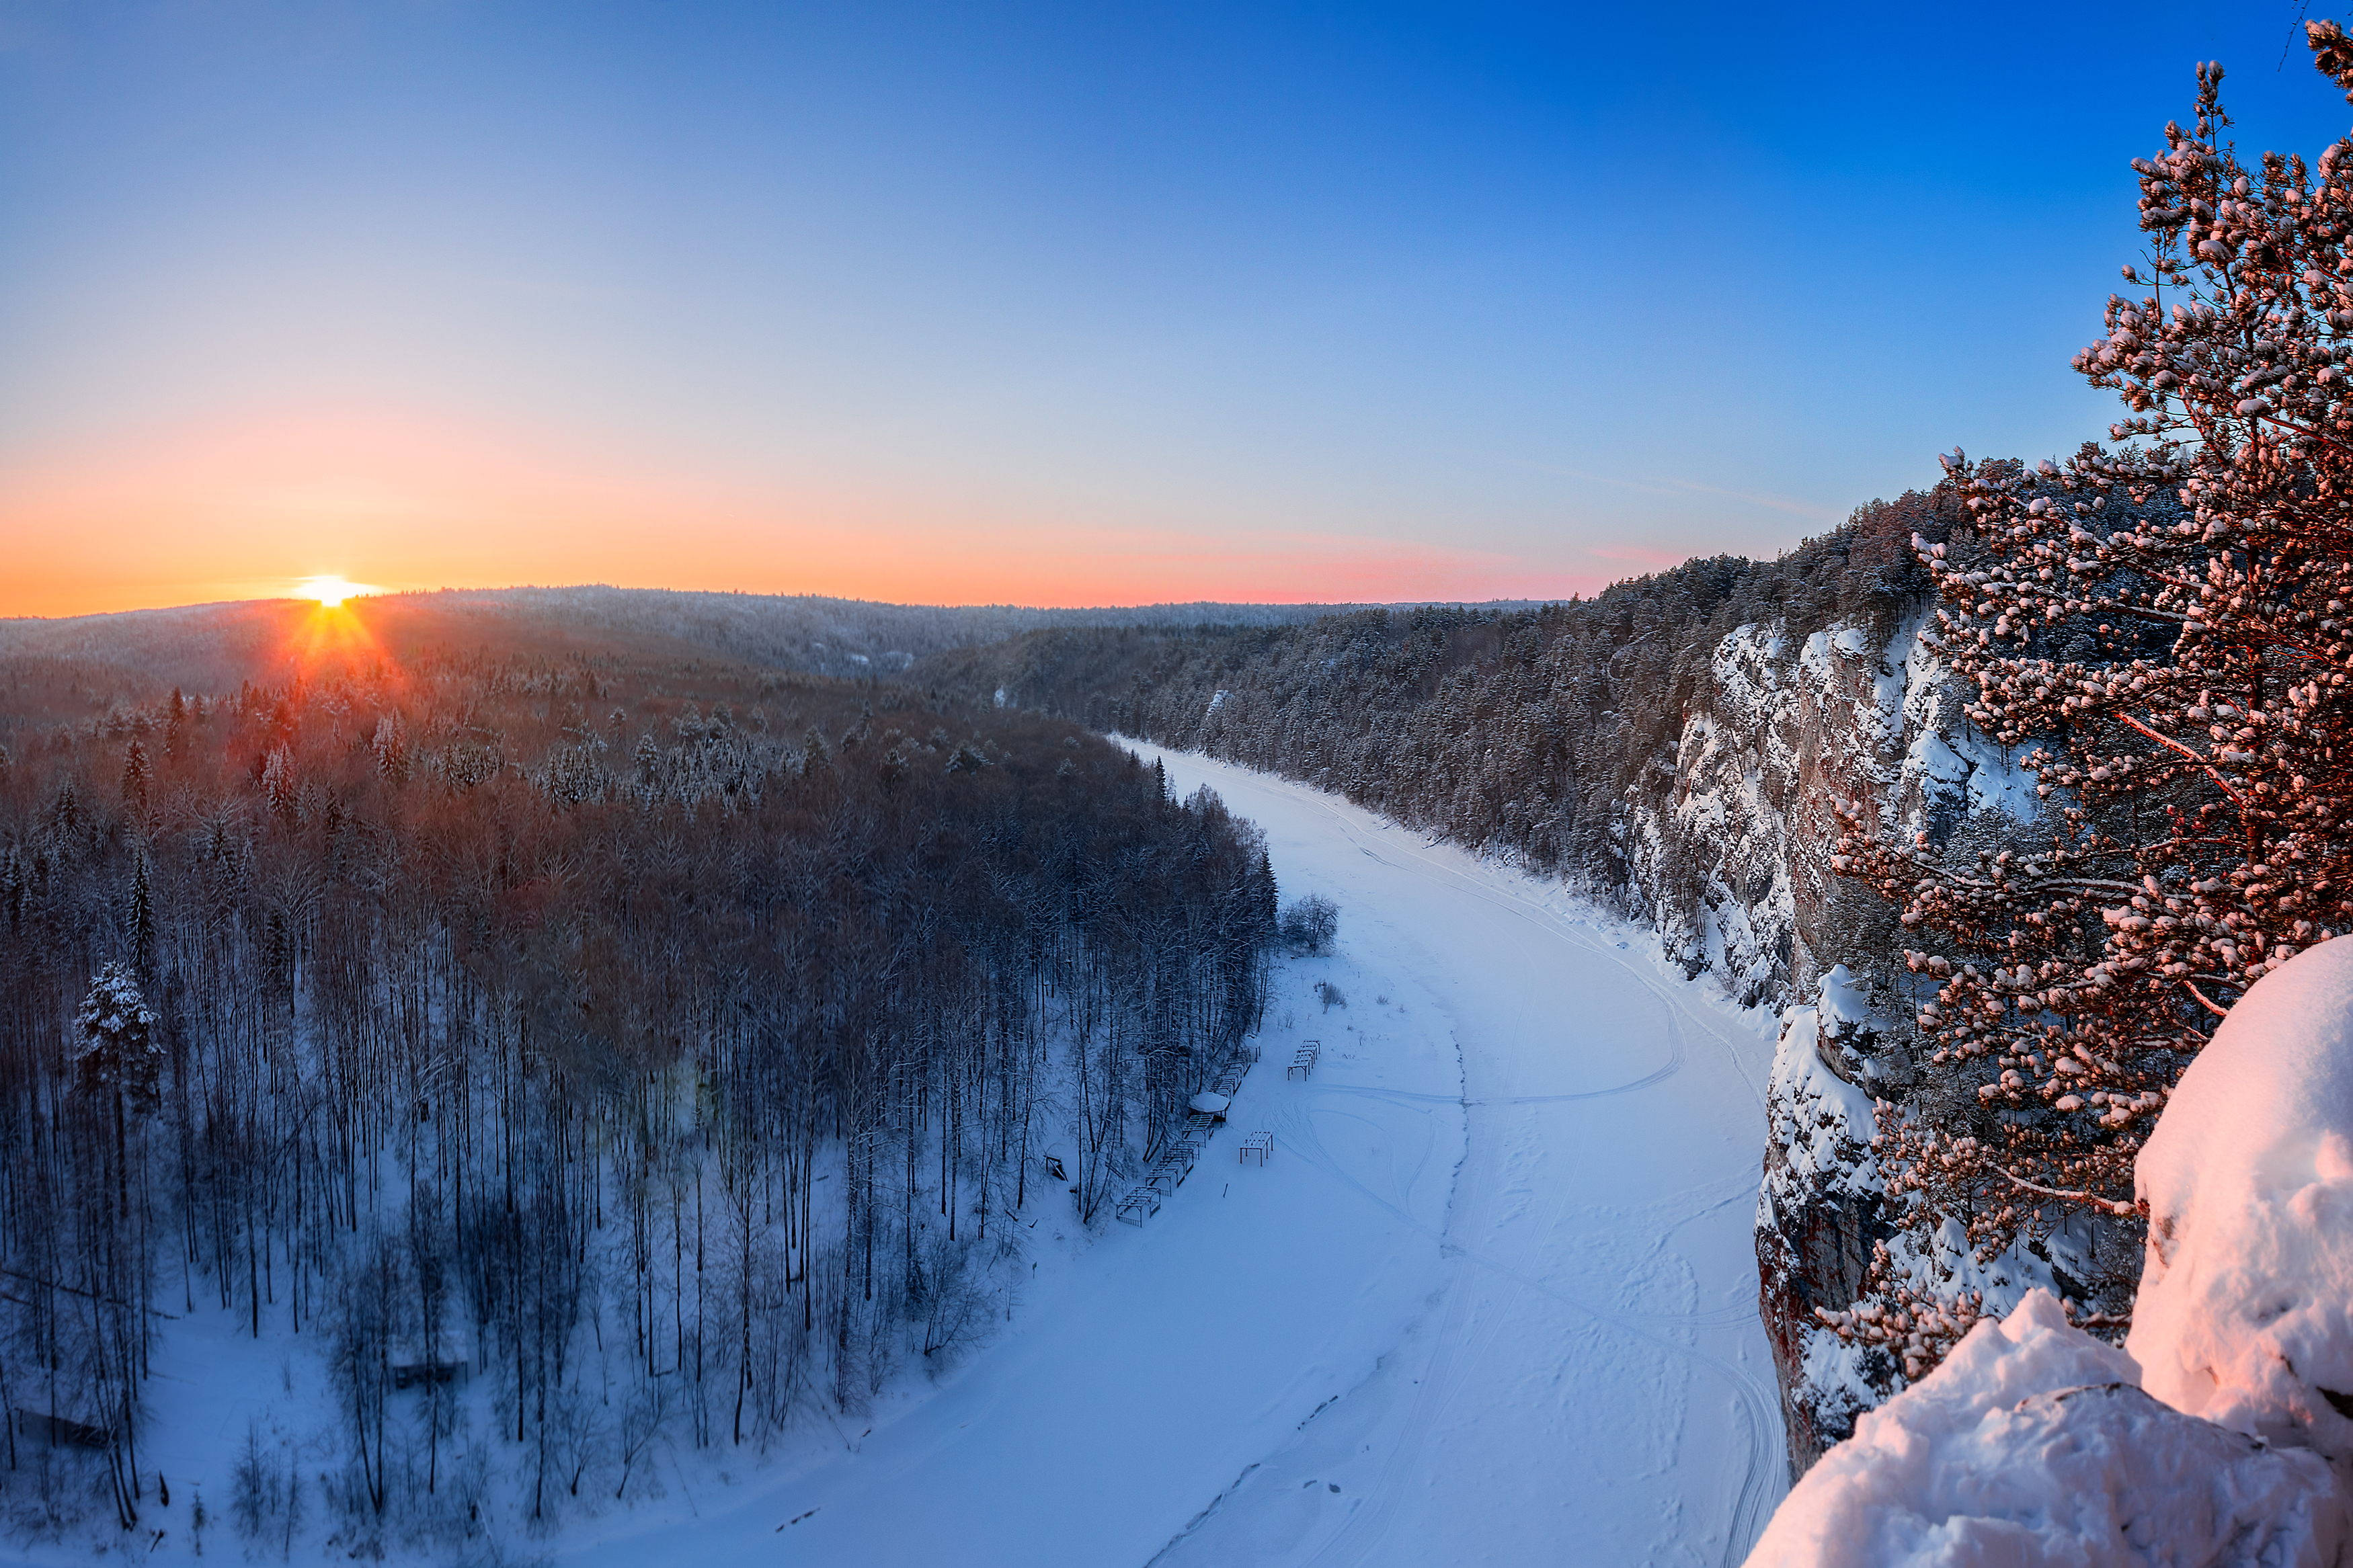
[11,749,1781,1568]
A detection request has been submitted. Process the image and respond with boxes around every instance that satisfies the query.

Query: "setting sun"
[294,574,374,608]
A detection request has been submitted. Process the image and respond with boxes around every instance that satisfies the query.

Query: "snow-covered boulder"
[1746,1290,2347,1567]
[2131,936,2353,1468]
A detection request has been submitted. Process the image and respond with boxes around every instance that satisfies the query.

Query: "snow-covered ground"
[564,746,1784,1566]
[26,749,1784,1567]
[1134,748,1786,1567]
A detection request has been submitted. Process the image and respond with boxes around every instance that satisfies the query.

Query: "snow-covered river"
[566,747,1787,1568]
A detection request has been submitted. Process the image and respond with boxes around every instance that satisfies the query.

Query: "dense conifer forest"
[0,618,1276,1536]
[915,483,1972,897]
[0,589,1348,723]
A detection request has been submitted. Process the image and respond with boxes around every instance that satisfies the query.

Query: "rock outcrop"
[1628,612,2027,1009]
[1755,973,1892,1478]
[1620,613,2036,1475]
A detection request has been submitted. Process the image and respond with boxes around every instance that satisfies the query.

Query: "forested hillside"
[0,587,1353,727]
[916,479,1974,1001]
[0,616,1275,1543]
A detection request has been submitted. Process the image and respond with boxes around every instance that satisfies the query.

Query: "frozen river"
[563,745,1786,1567]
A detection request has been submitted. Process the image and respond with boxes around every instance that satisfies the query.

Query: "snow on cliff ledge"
[2132,935,2353,1465]
[1745,1291,2344,1567]
[1751,938,2353,1566]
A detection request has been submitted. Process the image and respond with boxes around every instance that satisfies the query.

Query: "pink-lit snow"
[1747,1290,2345,1567]
[2131,935,2353,1467]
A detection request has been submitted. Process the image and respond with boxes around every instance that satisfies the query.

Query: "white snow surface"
[21,747,1785,1568]
[1764,993,1878,1196]
[1126,749,1785,1568]
[588,745,1784,1566]
[2132,936,2353,1465]
[1747,1290,2347,1567]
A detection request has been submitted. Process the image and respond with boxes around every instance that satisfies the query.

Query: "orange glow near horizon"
[276,597,391,680]
[294,575,376,608]
[0,407,1613,620]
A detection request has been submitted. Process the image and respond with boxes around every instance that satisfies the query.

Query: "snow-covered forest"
[0,629,1277,1550]
[0,589,1352,713]
[913,483,1962,948]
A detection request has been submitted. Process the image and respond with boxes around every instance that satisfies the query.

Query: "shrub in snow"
[1746,1290,2348,1567]
[2131,935,2353,1467]
[1279,894,1339,956]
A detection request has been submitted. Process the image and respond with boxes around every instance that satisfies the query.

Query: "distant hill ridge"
[0,586,1388,727]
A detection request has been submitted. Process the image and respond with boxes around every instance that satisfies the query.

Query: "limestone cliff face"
[1621,612,2028,1011]
[1612,612,2034,1477]
[1755,979,1894,1477]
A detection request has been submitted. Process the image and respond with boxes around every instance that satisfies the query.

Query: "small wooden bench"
[1238,1131,1273,1167]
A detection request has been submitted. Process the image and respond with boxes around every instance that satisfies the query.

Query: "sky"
[1,1,2348,617]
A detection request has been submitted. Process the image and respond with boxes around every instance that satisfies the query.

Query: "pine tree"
[1835,34,2353,1305]
[163,688,188,764]
[75,960,162,1114]
[75,960,163,1221]
[260,746,295,823]
[120,739,150,822]
[127,854,155,979]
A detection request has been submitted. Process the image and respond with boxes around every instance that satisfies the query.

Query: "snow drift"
[2132,936,2353,1468]
[1753,937,2353,1565]
[1745,1290,2346,1567]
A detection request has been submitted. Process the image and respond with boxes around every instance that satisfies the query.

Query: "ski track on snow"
[1136,750,1784,1568]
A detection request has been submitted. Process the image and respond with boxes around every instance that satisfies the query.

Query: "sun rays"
[293,575,376,608]
[278,579,389,675]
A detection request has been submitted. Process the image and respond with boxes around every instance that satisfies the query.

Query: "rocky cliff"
[1629,610,2029,1006]
[1622,610,2046,1476]
[913,496,2053,1476]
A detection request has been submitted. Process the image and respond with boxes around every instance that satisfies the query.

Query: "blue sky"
[1,1,2344,611]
